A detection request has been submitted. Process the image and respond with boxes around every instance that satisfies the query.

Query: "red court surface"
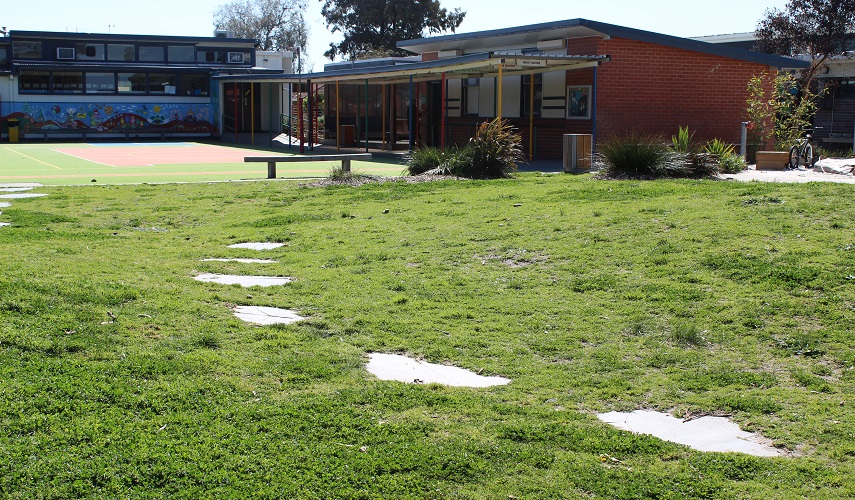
[52,143,274,167]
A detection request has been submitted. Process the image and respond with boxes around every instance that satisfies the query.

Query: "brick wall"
[569,36,776,145]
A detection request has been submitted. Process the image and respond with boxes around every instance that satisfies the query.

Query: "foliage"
[320,0,465,60]
[405,146,453,175]
[596,131,680,178]
[671,126,698,153]
[745,72,819,150]
[457,118,523,178]
[718,153,747,174]
[2,176,855,497]
[704,138,736,158]
[754,0,855,87]
[407,119,523,178]
[214,0,308,55]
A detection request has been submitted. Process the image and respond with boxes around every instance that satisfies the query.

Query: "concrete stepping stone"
[597,410,782,457]
[0,223,9,227]
[0,203,10,208]
[228,242,285,250]
[194,273,293,287]
[0,183,42,189]
[366,353,511,388]
[0,193,48,199]
[233,306,305,325]
[202,258,277,264]
[0,187,33,192]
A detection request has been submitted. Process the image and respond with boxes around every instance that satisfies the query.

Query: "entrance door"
[224,82,262,133]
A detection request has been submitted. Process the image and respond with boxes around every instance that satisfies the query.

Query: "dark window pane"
[13,41,42,59]
[168,45,194,62]
[86,72,115,93]
[108,44,135,61]
[76,43,105,61]
[19,71,50,92]
[53,72,84,93]
[139,46,164,62]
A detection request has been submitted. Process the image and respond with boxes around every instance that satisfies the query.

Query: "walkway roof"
[213,52,609,85]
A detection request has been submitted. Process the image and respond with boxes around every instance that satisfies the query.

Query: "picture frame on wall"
[566,85,591,119]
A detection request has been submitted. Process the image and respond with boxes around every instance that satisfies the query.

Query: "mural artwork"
[2,102,215,135]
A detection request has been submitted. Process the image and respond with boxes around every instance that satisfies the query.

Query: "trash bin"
[563,134,592,173]
[7,119,19,143]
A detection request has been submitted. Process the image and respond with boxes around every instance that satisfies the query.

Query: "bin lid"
[7,118,19,125]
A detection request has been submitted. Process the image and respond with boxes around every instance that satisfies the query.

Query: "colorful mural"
[2,101,215,135]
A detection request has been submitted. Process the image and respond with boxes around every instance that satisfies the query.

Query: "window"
[13,41,42,59]
[118,72,147,93]
[198,50,224,63]
[19,71,50,92]
[168,45,195,62]
[462,78,480,116]
[521,74,543,118]
[139,46,164,62]
[147,73,175,93]
[176,73,209,96]
[108,44,135,61]
[76,43,105,61]
[227,51,248,64]
[85,72,115,93]
[0,47,7,66]
[52,72,84,93]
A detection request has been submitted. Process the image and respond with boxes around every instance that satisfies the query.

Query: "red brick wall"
[570,36,775,145]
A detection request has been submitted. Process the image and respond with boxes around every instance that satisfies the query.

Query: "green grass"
[2,174,855,498]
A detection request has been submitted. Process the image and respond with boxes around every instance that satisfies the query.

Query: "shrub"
[704,138,745,174]
[406,146,452,175]
[596,131,676,178]
[672,126,698,153]
[704,138,735,158]
[718,153,747,174]
[458,118,524,178]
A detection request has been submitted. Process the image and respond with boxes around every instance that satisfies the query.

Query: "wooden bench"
[244,153,373,179]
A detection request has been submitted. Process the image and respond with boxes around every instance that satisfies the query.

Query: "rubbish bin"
[7,119,19,143]
[563,134,592,173]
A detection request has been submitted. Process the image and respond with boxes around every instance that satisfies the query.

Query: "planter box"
[755,151,789,170]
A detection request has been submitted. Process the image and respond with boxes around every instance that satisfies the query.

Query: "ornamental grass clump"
[595,131,678,178]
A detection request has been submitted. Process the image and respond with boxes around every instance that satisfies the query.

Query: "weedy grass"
[2,174,855,498]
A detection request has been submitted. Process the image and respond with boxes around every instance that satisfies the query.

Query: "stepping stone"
[228,242,285,250]
[0,203,10,208]
[201,258,277,264]
[233,306,305,325]
[0,193,48,199]
[0,183,41,189]
[0,223,9,227]
[0,187,33,192]
[365,353,511,388]
[194,273,293,287]
[597,410,782,457]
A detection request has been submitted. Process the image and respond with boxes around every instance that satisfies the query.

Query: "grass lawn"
[1,173,855,498]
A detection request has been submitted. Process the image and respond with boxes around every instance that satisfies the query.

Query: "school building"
[1,20,808,160]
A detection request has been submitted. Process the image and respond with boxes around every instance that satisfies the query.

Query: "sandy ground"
[719,158,855,184]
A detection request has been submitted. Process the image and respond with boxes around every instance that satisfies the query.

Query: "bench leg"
[342,159,351,174]
[267,162,277,179]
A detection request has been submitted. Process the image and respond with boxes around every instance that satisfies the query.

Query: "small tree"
[745,72,818,150]
[320,0,465,61]
[214,0,308,54]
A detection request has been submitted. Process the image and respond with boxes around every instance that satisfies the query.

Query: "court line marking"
[4,147,64,170]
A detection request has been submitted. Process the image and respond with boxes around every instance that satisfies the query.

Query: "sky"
[4,0,788,71]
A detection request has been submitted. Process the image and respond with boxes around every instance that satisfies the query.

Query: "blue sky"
[4,0,787,70]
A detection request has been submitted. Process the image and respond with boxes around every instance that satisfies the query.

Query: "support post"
[365,79,369,152]
[529,71,535,161]
[342,158,351,174]
[336,81,341,153]
[408,75,414,152]
[741,122,749,159]
[382,84,387,150]
[251,83,255,145]
[267,162,276,179]
[307,79,314,152]
[497,64,503,120]
[441,72,447,150]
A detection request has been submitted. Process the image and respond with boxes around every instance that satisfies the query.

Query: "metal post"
[336,81,341,153]
[408,75,414,152]
[529,71,535,161]
[307,79,314,152]
[382,84,387,150]
[288,82,292,149]
[365,79,369,152]
[233,82,238,143]
[441,72,447,150]
[497,64,503,120]
[251,83,255,145]
[741,121,749,159]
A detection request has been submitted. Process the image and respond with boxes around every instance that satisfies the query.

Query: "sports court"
[0,142,404,185]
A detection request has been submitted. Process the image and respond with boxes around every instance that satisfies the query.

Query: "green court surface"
[0,142,406,185]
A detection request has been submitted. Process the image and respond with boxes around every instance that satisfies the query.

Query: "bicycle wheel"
[789,145,800,169]
[804,144,814,167]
